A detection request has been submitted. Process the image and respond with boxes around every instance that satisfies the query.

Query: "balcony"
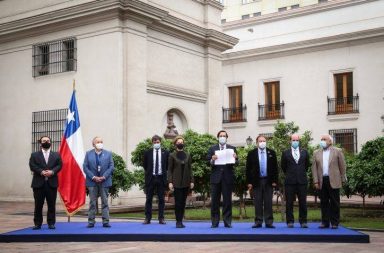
[258,101,285,121]
[327,95,359,115]
[222,105,247,123]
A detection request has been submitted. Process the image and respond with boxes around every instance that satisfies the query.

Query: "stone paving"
[0,201,383,253]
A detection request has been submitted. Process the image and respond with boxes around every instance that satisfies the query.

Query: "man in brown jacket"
[312,134,346,229]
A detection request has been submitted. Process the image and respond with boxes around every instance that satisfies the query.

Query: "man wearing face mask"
[29,136,62,230]
[83,136,115,228]
[246,135,278,228]
[281,134,310,228]
[143,135,169,225]
[207,130,238,228]
[312,134,346,229]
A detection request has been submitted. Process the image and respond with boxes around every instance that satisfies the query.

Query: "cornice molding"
[223,0,380,32]
[192,0,224,10]
[0,0,238,51]
[147,81,208,103]
[223,27,384,64]
[223,0,379,31]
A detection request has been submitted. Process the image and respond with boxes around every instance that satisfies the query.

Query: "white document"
[214,148,235,165]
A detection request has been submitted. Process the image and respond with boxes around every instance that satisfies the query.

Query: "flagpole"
[73,79,76,91]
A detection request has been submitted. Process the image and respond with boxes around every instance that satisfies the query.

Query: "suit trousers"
[320,176,340,226]
[174,187,189,223]
[253,178,273,225]
[88,185,110,224]
[210,181,233,226]
[33,180,57,226]
[285,184,307,224]
[145,175,165,220]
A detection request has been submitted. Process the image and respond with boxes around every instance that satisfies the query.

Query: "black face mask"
[176,143,184,150]
[41,142,51,149]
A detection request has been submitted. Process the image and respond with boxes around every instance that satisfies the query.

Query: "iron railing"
[329,128,357,154]
[32,109,67,152]
[327,95,359,115]
[33,38,77,77]
[222,105,247,123]
[258,101,285,121]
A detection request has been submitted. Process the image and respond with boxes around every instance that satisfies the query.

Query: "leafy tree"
[109,152,135,199]
[267,121,313,221]
[343,137,384,215]
[233,145,254,219]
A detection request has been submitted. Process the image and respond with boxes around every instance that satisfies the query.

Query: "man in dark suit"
[281,134,310,228]
[246,135,278,228]
[29,136,62,230]
[207,130,238,228]
[143,135,169,224]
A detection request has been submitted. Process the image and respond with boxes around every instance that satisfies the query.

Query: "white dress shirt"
[291,147,300,163]
[322,149,330,176]
[153,148,162,175]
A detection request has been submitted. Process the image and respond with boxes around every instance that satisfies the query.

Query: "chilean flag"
[58,90,86,216]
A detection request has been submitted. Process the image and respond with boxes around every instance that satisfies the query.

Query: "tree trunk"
[362,195,366,216]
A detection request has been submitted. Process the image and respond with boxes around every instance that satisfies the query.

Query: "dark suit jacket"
[246,148,278,186]
[168,151,194,188]
[281,148,309,185]
[143,148,169,186]
[207,144,238,184]
[29,150,62,188]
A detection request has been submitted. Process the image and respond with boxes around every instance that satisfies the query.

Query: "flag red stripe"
[58,138,86,215]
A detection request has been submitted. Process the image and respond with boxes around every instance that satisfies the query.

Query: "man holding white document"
[207,130,238,228]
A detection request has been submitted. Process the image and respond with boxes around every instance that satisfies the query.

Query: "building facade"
[0,0,237,201]
[221,0,384,151]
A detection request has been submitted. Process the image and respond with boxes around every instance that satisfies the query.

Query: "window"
[242,14,250,20]
[329,129,357,154]
[258,81,284,120]
[223,86,246,123]
[332,72,356,114]
[33,38,77,77]
[32,109,67,152]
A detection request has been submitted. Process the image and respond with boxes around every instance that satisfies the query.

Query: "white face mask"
[95,143,103,150]
[153,143,161,150]
[219,137,227,145]
[258,141,266,149]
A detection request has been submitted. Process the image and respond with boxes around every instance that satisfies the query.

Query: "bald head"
[291,134,300,141]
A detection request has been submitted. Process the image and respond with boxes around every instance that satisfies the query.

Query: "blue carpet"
[0,222,369,243]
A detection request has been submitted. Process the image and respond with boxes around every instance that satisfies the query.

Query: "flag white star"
[67,110,75,124]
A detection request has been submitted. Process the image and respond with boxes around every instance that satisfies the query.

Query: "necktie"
[155,150,159,175]
[260,151,266,177]
[294,149,299,163]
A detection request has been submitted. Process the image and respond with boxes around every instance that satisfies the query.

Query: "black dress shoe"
[224,224,232,228]
[143,219,150,225]
[176,223,185,228]
[48,224,55,229]
[103,223,111,228]
[265,224,275,228]
[159,219,166,225]
[32,225,41,230]
[318,224,330,229]
[87,223,95,228]
[252,224,262,228]
[211,224,218,228]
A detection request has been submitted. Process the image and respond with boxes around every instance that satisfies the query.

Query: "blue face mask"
[320,140,327,149]
[291,141,299,149]
[153,143,161,150]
